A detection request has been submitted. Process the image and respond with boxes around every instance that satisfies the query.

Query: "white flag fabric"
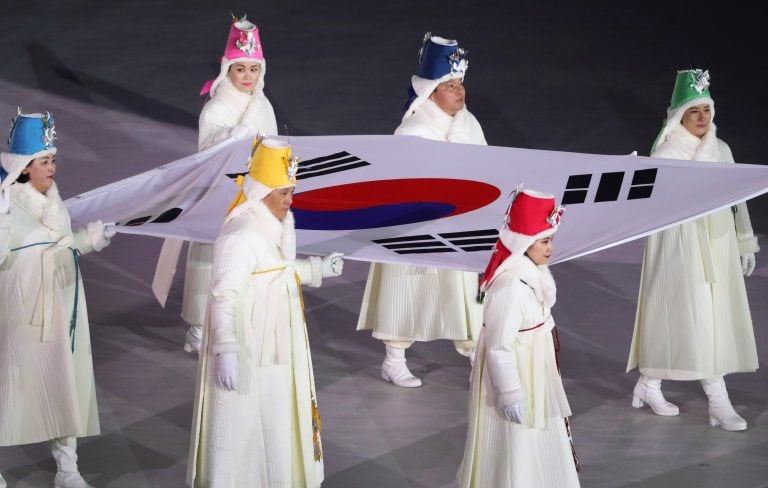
[65,134,768,272]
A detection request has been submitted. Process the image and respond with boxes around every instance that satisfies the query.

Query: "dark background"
[1,1,765,193]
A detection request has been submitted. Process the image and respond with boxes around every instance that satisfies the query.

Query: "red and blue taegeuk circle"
[292,178,501,230]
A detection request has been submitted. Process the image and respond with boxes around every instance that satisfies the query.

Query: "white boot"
[631,374,679,416]
[701,377,747,431]
[183,324,203,356]
[455,347,475,365]
[0,471,7,488]
[381,345,422,388]
[50,437,94,488]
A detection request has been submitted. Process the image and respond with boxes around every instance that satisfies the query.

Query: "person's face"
[680,103,712,138]
[429,78,466,116]
[525,236,554,266]
[23,154,56,194]
[263,186,294,221]
[227,62,261,93]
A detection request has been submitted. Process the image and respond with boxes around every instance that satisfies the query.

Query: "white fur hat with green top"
[652,69,715,152]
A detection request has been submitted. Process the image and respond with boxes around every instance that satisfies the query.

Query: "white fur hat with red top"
[200,14,266,97]
[480,187,565,290]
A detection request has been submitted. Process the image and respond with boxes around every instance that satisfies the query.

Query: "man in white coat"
[0,111,114,488]
[457,188,580,487]
[153,14,278,356]
[357,33,487,387]
[187,137,343,487]
[627,69,760,431]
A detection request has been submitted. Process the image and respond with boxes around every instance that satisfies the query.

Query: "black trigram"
[373,229,498,255]
[562,168,657,205]
[297,151,370,180]
[226,151,371,182]
[123,207,182,226]
[439,229,498,252]
[372,235,454,254]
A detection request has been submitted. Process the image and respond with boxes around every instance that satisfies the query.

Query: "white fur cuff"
[307,255,323,288]
[210,329,240,355]
[496,389,526,409]
[87,220,111,252]
[738,235,760,255]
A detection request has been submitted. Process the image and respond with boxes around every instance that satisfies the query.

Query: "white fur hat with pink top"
[200,14,266,97]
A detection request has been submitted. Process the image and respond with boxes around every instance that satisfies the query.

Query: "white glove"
[87,220,113,252]
[215,352,238,391]
[103,223,117,240]
[502,402,524,424]
[0,186,10,214]
[321,252,344,277]
[230,125,251,140]
[741,253,756,277]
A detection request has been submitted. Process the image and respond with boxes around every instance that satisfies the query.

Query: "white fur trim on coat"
[306,256,323,288]
[653,96,715,154]
[486,253,557,308]
[495,389,527,409]
[86,220,111,252]
[396,99,486,145]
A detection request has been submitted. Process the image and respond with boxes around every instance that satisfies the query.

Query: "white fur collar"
[489,254,557,307]
[13,181,50,216]
[247,199,296,262]
[210,77,277,137]
[12,182,73,244]
[661,123,719,162]
[416,99,454,135]
[414,99,486,145]
[214,78,254,115]
[447,106,484,144]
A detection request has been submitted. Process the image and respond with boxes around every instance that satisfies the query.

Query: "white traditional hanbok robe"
[457,255,579,487]
[157,78,278,328]
[187,199,325,488]
[0,182,108,446]
[627,124,759,380]
[357,100,486,345]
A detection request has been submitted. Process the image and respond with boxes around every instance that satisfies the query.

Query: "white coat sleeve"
[394,120,432,138]
[719,141,759,254]
[198,114,237,152]
[208,232,258,355]
[241,97,278,136]
[72,228,95,255]
[734,202,759,255]
[294,256,322,288]
[483,278,527,408]
[0,212,12,266]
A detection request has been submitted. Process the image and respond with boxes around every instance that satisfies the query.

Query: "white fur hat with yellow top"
[225,136,298,220]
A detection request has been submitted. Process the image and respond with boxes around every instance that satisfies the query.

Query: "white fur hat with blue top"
[402,33,469,120]
[0,110,57,189]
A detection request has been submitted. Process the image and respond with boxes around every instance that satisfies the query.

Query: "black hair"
[16,161,32,183]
